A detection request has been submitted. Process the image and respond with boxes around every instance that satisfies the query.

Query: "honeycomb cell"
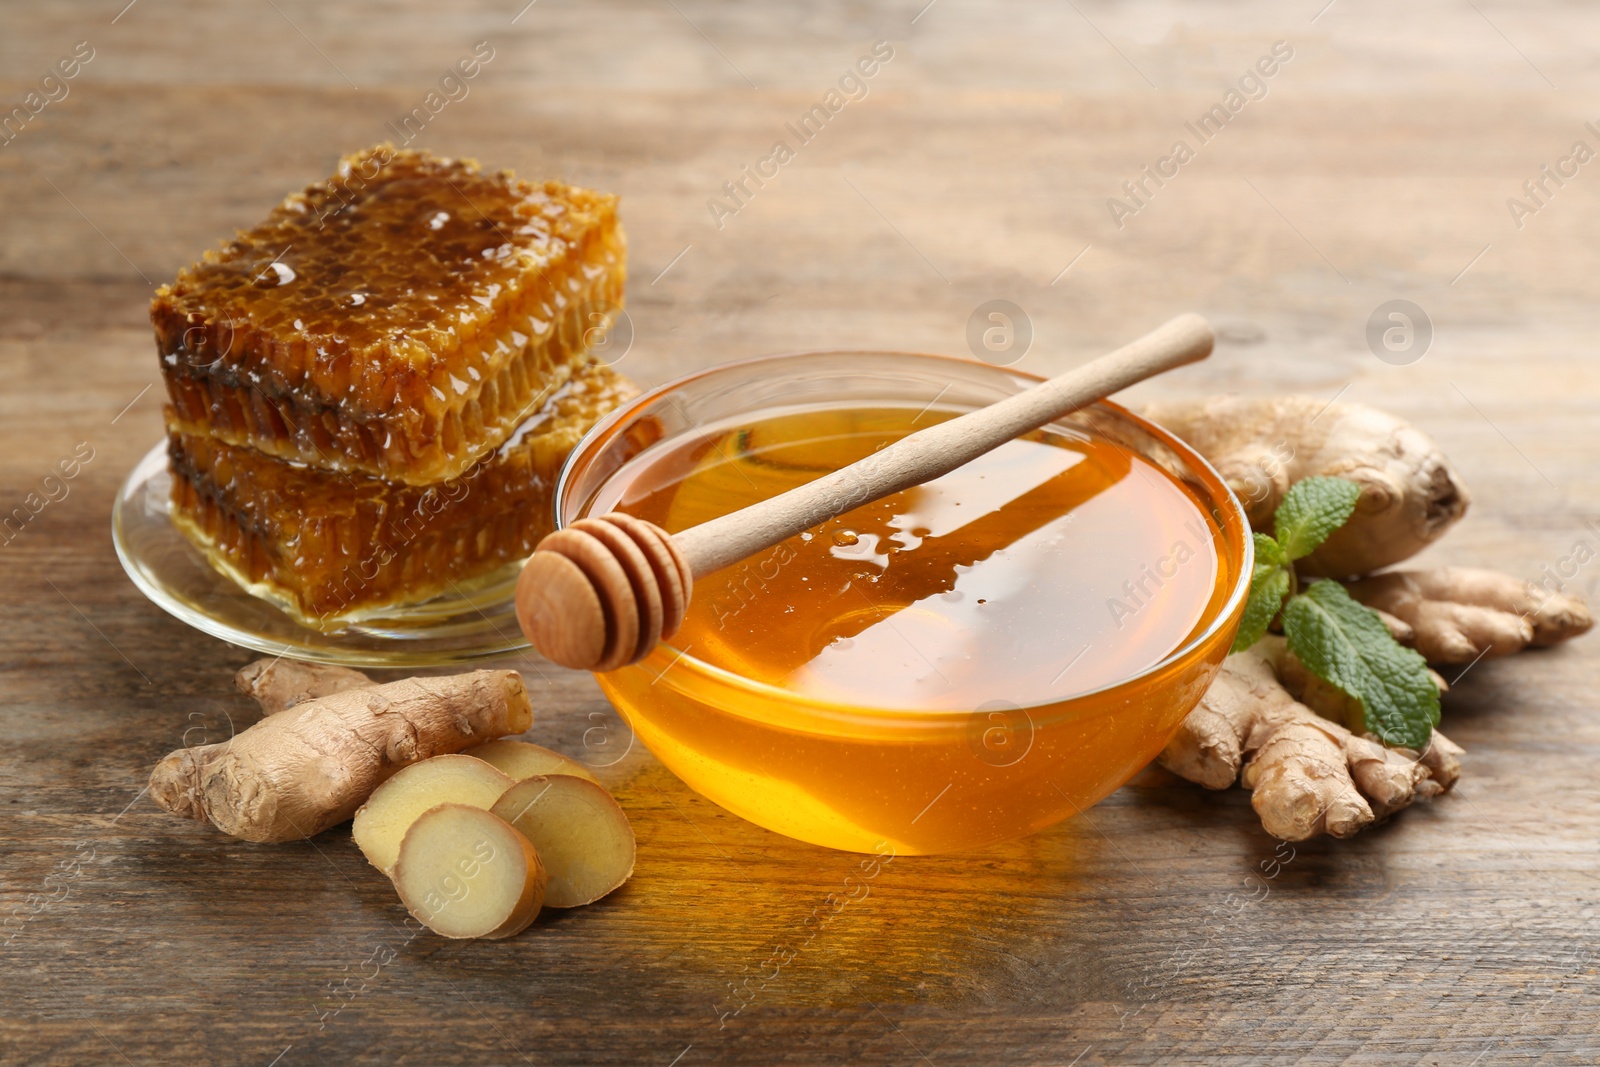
[166,362,638,627]
[152,145,626,485]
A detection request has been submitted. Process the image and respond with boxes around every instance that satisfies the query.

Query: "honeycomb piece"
[167,362,638,628]
[153,145,626,485]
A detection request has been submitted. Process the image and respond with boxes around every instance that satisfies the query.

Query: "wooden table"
[4,2,1599,1062]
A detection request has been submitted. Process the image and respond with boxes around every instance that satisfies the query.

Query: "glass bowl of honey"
[559,350,1252,855]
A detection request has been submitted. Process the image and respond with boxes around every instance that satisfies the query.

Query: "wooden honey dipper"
[516,312,1215,671]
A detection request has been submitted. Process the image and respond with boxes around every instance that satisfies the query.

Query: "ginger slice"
[491,776,635,907]
[463,739,600,785]
[352,755,516,873]
[393,804,546,940]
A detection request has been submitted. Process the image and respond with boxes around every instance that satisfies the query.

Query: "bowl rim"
[556,347,1254,720]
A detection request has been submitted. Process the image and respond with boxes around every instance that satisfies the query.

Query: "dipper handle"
[516,313,1214,671]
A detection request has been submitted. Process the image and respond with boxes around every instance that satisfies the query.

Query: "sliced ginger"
[464,739,601,785]
[352,755,516,873]
[491,776,635,907]
[152,660,641,938]
[393,804,546,939]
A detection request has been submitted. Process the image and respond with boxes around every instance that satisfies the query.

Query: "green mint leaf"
[1253,530,1287,570]
[1273,476,1363,562]
[1231,533,1291,653]
[1282,580,1439,749]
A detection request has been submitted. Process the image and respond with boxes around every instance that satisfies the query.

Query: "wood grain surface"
[3,2,1599,1064]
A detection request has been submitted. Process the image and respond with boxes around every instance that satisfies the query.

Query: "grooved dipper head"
[515,514,690,672]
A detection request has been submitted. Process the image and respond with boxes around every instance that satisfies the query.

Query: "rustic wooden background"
[4,1,1599,1063]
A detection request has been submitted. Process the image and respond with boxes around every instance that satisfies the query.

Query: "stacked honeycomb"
[152,147,635,626]
[168,363,636,623]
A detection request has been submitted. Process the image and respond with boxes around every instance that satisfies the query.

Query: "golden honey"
[587,401,1242,854]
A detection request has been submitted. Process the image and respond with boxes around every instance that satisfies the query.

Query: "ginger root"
[149,670,531,843]
[492,776,636,907]
[153,659,379,823]
[393,804,547,939]
[234,658,372,714]
[1139,395,1469,577]
[1343,566,1593,663]
[1159,637,1461,840]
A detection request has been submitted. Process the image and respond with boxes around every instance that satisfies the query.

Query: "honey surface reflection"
[594,407,1226,708]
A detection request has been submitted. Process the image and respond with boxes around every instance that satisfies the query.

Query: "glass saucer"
[111,441,534,666]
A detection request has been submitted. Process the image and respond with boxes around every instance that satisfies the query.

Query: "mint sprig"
[1232,476,1439,748]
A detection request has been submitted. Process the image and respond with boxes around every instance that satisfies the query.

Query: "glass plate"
[111,441,534,666]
